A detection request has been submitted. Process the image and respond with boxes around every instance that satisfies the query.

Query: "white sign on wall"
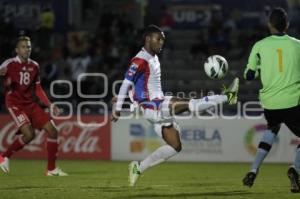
[112,118,300,163]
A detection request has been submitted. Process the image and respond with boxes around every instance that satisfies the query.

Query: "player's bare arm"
[111,96,120,122]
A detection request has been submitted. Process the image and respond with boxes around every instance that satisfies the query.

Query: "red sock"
[2,136,26,158]
[47,138,58,171]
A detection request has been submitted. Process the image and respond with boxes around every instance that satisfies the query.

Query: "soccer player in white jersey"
[111,25,239,186]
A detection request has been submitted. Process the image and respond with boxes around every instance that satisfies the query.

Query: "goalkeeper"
[242,7,300,193]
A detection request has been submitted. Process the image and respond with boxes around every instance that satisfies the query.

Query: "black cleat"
[287,167,300,193]
[243,172,257,187]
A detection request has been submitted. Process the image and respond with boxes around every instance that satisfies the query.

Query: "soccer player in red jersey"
[0,36,67,176]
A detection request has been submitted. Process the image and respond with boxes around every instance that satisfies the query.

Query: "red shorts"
[7,103,51,129]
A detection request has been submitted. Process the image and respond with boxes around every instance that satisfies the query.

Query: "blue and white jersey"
[124,48,164,103]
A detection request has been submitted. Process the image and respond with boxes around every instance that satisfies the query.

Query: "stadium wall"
[0,115,299,163]
[112,118,299,163]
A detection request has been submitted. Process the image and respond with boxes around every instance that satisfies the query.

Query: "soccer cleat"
[46,167,68,176]
[222,77,239,105]
[243,171,257,187]
[287,167,300,193]
[0,156,9,173]
[128,161,141,186]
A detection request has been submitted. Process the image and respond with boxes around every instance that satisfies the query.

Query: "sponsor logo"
[129,124,223,154]
[181,127,222,154]
[244,124,279,155]
[17,114,26,123]
[129,123,161,153]
[127,64,138,77]
[0,116,111,159]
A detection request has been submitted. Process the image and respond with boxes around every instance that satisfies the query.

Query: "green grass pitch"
[0,160,299,199]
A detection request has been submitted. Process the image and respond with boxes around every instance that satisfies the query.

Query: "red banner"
[0,115,111,160]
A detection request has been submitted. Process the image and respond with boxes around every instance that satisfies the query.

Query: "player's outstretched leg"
[128,161,141,186]
[187,77,239,113]
[287,167,300,193]
[0,155,9,173]
[170,78,240,116]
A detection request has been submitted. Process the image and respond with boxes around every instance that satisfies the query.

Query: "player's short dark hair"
[143,25,163,40]
[16,36,31,46]
[269,7,288,32]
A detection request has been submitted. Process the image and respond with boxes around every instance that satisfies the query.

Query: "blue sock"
[251,130,276,172]
[294,148,300,172]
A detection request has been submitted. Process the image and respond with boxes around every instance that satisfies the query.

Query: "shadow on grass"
[0,186,60,190]
[83,185,157,192]
[0,185,155,192]
[123,190,261,198]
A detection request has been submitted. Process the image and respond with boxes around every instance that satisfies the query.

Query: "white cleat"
[0,156,9,173]
[128,161,141,187]
[46,167,68,176]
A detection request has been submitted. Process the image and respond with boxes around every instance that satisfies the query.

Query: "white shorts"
[140,96,181,137]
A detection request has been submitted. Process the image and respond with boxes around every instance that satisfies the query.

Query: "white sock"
[188,95,228,112]
[139,145,178,173]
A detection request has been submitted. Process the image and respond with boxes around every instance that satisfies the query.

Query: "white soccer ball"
[204,55,228,79]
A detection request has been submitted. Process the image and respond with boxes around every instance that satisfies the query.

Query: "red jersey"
[0,56,40,106]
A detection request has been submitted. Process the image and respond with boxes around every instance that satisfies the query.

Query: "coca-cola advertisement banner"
[0,115,111,160]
